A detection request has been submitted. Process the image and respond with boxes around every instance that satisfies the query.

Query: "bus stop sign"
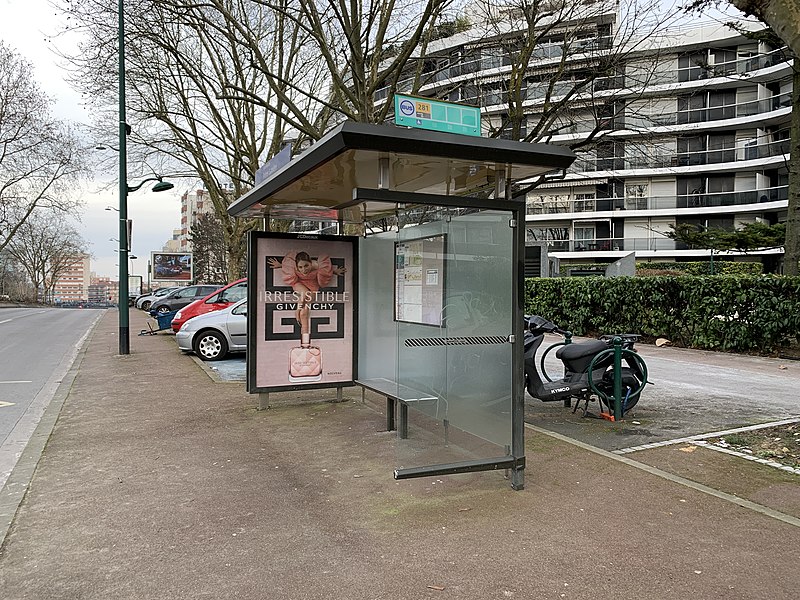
[394,94,481,137]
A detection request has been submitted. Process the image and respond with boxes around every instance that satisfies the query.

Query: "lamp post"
[117,1,173,354]
[118,0,129,354]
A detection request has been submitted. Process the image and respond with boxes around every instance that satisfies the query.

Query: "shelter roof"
[228,121,575,222]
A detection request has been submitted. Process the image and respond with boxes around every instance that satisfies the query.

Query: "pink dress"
[279,252,334,292]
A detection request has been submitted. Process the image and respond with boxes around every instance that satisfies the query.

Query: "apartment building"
[88,276,119,304]
[382,4,791,271]
[179,189,214,251]
[162,229,183,253]
[51,254,91,303]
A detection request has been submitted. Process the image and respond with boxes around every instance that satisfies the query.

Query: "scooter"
[523,315,648,418]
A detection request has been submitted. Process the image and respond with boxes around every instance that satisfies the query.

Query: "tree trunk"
[786,58,800,275]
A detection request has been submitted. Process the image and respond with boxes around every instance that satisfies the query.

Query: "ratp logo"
[399,99,414,116]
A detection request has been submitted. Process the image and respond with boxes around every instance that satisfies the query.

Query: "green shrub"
[558,260,762,276]
[634,261,762,275]
[525,275,800,354]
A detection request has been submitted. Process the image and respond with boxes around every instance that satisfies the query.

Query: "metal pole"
[510,198,525,490]
[118,0,130,354]
[613,337,623,421]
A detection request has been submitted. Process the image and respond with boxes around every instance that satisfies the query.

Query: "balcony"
[526,185,788,214]
[541,237,678,252]
[374,44,791,108]
[570,139,789,174]
[676,91,793,124]
[678,48,790,82]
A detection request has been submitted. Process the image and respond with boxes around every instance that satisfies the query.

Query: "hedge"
[525,275,800,354]
[557,261,762,276]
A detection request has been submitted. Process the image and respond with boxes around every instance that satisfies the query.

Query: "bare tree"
[189,213,232,283]
[57,0,295,279]
[0,250,34,301]
[56,0,458,275]
[5,212,86,303]
[0,42,87,253]
[411,0,679,198]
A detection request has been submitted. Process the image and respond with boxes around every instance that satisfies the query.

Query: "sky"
[0,0,186,281]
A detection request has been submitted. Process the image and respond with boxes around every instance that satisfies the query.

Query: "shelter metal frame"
[229,121,575,490]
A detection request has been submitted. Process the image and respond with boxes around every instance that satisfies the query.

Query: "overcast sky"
[0,0,185,281]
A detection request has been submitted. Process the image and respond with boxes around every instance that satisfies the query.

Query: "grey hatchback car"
[149,285,221,315]
[176,299,247,360]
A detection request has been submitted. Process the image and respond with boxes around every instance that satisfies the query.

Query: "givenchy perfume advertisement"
[249,232,356,392]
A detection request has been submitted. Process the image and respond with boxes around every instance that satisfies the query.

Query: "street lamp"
[117,0,175,355]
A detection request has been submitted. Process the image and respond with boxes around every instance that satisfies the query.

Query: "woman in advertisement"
[268,251,346,382]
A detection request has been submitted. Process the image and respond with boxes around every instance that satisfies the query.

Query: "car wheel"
[194,330,228,361]
[157,305,171,315]
[141,300,151,311]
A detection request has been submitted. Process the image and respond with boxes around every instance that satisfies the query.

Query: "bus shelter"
[228,121,574,490]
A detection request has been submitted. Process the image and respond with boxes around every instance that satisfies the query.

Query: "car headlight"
[175,310,183,320]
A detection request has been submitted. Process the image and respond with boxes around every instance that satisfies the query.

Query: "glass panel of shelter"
[392,206,514,472]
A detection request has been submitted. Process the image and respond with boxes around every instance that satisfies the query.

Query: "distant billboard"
[151,252,193,282]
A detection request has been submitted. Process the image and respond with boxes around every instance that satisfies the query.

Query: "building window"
[574,193,596,212]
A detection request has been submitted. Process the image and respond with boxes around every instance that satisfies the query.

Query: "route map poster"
[249,232,357,392]
[394,234,445,326]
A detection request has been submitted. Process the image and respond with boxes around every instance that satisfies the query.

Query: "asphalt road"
[0,307,102,489]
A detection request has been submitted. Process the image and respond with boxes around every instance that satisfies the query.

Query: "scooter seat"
[556,339,609,361]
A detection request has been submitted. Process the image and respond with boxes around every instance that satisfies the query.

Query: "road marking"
[0,381,33,384]
[0,319,12,324]
[613,417,800,455]
[0,401,15,408]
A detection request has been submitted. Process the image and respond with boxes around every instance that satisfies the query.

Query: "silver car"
[176,298,247,361]
[136,286,180,311]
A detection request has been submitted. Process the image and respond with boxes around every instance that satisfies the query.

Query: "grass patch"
[714,423,800,470]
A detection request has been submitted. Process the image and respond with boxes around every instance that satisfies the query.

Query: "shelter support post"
[511,202,526,490]
[386,397,396,431]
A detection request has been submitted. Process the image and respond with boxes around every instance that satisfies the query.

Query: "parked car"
[149,284,222,315]
[170,278,247,333]
[176,299,247,360]
[135,286,180,311]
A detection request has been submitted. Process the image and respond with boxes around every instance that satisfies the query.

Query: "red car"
[171,278,247,332]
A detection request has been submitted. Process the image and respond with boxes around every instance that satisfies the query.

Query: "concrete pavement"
[0,309,799,599]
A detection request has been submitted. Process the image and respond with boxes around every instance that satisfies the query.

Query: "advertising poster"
[151,252,193,281]
[250,232,356,392]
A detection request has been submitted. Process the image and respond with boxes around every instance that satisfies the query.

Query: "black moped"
[523,315,648,418]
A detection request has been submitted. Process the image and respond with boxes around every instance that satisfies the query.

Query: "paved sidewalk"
[1,310,799,599]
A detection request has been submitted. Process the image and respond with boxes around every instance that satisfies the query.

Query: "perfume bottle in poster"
[289,342,322,383]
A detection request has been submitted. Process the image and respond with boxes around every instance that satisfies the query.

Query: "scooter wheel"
[597,367,642,413]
